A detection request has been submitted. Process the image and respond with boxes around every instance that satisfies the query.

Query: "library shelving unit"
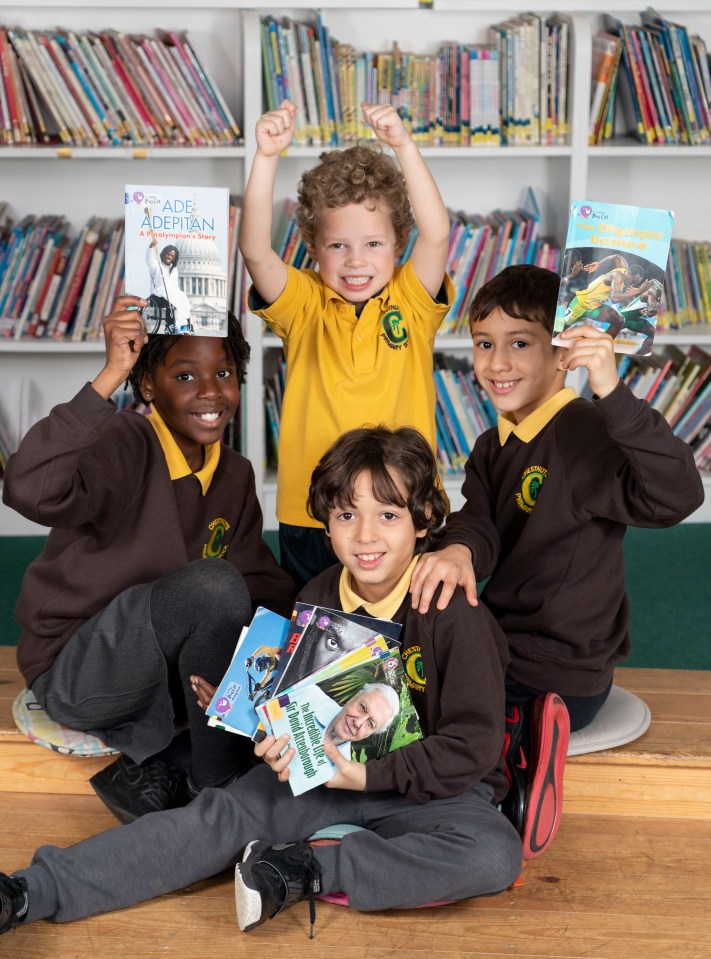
[1,1,710,535]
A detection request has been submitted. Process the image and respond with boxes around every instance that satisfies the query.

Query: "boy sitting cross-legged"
[0,426,521,941]
[410,264,705,858]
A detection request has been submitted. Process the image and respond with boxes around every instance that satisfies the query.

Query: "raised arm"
[362,102,450,299]
[239,100,296,306]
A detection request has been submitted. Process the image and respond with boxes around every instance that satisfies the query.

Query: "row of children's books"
[662,239,711,331]
[588,12,711,146]
[261,12,571,147]
[619,344,711,467]
[0,196,245,340]
[206,604,421,796]
[0,26,240,147]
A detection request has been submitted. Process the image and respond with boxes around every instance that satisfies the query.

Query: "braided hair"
[127,310,250,404]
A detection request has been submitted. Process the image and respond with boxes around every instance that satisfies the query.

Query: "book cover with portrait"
[258,649,422,796]
[124,184,230,336]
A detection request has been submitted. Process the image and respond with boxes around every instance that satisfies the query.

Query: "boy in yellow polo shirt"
[239,98,453,588]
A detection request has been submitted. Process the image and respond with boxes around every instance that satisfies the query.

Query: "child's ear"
[553,346,569,373]
[139,374,155,403]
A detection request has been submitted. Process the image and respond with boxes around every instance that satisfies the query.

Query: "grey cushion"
[568,684,651,756]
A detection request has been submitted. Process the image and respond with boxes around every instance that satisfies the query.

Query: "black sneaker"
[0,873,28,936]
[89,755,187,824]
[235,840,322,937]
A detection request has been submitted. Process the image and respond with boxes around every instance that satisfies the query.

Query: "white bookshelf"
[1,2,710,533]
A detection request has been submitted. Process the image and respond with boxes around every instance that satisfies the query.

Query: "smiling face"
[141,336,239,471]
[326,469,427,604]
[324,688,395,745]
[309,202,401,307]
[471,307,566,424]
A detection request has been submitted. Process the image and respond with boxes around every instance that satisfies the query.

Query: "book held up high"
[552,199,674,356]
[124,184,230,337]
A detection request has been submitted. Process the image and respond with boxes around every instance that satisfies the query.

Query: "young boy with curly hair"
[410,264,705,856]
[0,426,521,941]
[239,99,453,588]
[2,297,295,823]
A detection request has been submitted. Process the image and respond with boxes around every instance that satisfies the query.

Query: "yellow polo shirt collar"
[338,556,419,619]
[146,405,220,494]
[497,387,577,446]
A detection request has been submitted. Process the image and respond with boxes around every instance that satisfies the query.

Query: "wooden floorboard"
[1,793,709,959]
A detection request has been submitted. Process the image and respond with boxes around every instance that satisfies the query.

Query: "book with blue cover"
[206,606,291,737]
[552,199,674,356]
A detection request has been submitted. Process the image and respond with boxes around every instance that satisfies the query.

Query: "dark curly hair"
[127,310,250,404]
[307,425,446,554]
[296,143,414,251]
[469,264,560,334]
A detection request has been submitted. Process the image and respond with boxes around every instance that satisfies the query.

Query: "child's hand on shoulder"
[92,296,148,400]
[362,101,410,150]
[323,742,367,791]
[410,544,478,613]
[255,99,296,157]
[558,324,620,399]
[254,733,294,783]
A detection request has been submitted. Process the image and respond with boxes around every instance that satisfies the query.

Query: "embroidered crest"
[515,466,547,514]
[380,307,408,350]
[203,517,230,558]
[401,645,425,693]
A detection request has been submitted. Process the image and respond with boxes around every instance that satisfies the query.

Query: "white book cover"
[124,184,229,336]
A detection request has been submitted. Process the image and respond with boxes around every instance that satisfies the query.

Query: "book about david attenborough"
[124,184,229,336]
[258,650,422,797]
[552,199,674,356]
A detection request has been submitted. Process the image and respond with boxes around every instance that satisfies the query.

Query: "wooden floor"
[1,648,710,959]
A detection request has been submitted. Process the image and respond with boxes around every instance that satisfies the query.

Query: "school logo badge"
[402,645,425,693]
[380,307,408,350]
[203,517,230,558]
[515,466,547,514]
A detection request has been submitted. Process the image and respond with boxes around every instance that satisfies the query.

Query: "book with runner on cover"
[552,199,673,356]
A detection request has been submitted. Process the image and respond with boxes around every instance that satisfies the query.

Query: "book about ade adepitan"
[552,199,674,356]
[124,183,229,337]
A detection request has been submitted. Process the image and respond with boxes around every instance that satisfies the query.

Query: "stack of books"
[0,26,241,147]
[434,353,498,475]
[662,239,711,330]
[260,12,571,147]
[618,345,711,471]
[597,13,711,145]
[206,605,421,796]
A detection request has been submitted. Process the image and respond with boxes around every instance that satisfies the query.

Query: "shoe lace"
[279,844,321,939]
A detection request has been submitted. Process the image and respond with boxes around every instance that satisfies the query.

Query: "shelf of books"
[3,3,711,533]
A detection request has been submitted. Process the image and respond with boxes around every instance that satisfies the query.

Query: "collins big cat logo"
[380,307,408,350]
[515,466,547,514]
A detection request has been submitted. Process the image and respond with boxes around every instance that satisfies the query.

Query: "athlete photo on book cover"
[552,199,674,356]
[125,184,230,336]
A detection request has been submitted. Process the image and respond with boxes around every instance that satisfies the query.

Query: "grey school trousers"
[19,764,522,922]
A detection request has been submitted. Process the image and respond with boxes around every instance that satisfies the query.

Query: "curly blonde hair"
[296,143,414,251]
